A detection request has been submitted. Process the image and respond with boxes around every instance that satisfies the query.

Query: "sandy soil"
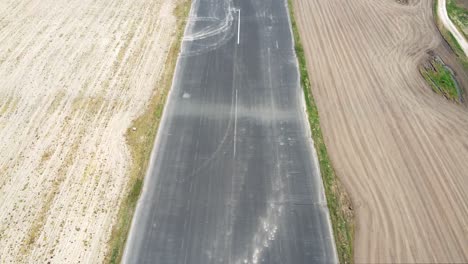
[0,0,177,263]
[293,0,468,262]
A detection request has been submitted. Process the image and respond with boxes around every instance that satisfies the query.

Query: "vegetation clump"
[420,56,461,102]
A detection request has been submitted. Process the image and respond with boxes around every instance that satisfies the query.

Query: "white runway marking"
[234,89,238,157]
[237,9,241,45]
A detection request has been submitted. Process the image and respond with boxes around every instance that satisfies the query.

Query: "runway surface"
[123,0,337,263]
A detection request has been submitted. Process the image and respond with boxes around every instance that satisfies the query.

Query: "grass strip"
[287,0,354,263]
[434,0,468,69]
[446,0,468,39]
[104,1,191,263]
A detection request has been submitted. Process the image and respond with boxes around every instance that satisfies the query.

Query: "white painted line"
[234,89,238,157]
[237,9,240,45]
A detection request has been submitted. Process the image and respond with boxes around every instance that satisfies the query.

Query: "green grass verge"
[104,1,191,263]
[421,59,459,100]
[287,0,354,263]
[447,0,468,39]
[434,0,468,69]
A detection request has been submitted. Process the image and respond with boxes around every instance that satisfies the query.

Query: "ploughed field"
[293,0,468,262]
[0,0,177,262]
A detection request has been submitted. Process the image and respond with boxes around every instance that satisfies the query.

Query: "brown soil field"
[0,0,178,262]
[456,0,468,9]
[293,0,468,262]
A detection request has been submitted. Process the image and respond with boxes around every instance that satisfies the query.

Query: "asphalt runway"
[122,0,337,263]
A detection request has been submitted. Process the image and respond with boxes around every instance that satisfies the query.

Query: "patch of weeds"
[420,56,461,101]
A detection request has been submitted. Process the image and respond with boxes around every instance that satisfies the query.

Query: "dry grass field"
[0,0,179,262]
[294,0,468,262]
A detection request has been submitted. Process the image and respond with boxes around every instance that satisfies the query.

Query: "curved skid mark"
[180,30,236,58]
[183,0,236,41]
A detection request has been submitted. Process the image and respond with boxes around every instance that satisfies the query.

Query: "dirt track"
[439,0,468,55]
[294,0,468,262]
[0,0,177,262]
